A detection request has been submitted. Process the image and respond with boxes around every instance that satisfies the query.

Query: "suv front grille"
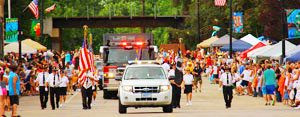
[133,86,159,93]
[136,98,157,101]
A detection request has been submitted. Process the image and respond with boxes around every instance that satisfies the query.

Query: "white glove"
[36,87,39,91]
[45,87,48,91]
[92,86,95,90]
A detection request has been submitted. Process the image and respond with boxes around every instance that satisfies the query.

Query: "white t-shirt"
[59,76,69,87]
[183,74,194,85]
[213,66,218,74]
[242,70,252,81]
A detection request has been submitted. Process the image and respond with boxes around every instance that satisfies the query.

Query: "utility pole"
[229,0,233,58]
[196,0,200,42]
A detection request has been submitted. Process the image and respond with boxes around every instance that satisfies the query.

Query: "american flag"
[45,4,56,13]
[28,0,39,19]
[215,0,226,6]
[78,39,95,85]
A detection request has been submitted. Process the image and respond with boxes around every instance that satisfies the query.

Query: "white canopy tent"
[240,34,262,46]
[253,41,296,58]
[4,42,37,54]
[248,45,272,58]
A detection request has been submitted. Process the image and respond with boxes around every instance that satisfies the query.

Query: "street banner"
[31,19,41,37]
[233,12,243,33]
[286,9,300,39]
[5,18,18,43]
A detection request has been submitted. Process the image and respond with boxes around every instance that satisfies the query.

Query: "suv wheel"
[119,100,127,114]
[103,89,110,99]
[163,104,173,113]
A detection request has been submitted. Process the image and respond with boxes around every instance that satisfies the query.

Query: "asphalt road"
[5,76,300,117]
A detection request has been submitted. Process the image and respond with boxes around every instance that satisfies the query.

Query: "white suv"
[118,63,172,114]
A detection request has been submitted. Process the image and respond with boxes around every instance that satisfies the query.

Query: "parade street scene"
[0,0,300,117]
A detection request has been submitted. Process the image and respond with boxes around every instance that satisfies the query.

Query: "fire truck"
[99,33,158,99]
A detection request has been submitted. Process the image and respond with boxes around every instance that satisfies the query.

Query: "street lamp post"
[281,0,287,63]
[229,0,233,58]
[40,0,44,43]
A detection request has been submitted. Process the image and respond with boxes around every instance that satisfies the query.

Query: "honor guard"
[35,65,49,109]
[46,67,61,110]
[219,67,234,109]
[81,70,95,110]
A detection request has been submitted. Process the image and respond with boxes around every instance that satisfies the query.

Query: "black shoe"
[83,107,87,110]
[172,106,177,108]
[177,105,181,108]
[226,106,229,109]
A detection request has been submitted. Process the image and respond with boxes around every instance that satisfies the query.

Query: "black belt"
[223,85,233,87]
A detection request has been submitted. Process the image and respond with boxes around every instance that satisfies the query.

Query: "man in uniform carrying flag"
[78,25,96,110]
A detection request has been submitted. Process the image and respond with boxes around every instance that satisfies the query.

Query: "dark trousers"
[81,87,93,109]
[171,84,181,108]
[39,86,49,108]
[223,86,233,107]
[50,87,60,110]
[253,87,263,97]
[276,87,282,102]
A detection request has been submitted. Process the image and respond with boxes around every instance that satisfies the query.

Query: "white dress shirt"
[35,72,49,86]
[47,73,61,87]
[83,71,94,89]
[220,72,234,86]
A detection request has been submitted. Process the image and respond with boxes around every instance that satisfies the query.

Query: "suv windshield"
[124,67,166,80]
[107,48,150,63]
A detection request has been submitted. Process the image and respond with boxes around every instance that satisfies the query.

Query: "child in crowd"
[183,68,194,106]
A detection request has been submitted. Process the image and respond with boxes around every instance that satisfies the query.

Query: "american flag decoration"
[28,0,39,19]
[78,39,95,85]
[215,0,226,7]
[45,4,56,13]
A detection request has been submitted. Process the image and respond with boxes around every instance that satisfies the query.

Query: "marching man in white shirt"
[35,65,49,110]
[81,70,95,110]
[46,67,61,110]
[219,67,235,109]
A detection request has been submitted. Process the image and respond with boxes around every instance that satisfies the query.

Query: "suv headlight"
[107,72,115,78]
[160,85,171,92]
[123,86,133,92]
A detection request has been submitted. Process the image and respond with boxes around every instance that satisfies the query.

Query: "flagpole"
[229,0,233,58]
[8,0,11,18]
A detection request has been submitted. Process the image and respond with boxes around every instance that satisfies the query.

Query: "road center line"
[64,91,79,105]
